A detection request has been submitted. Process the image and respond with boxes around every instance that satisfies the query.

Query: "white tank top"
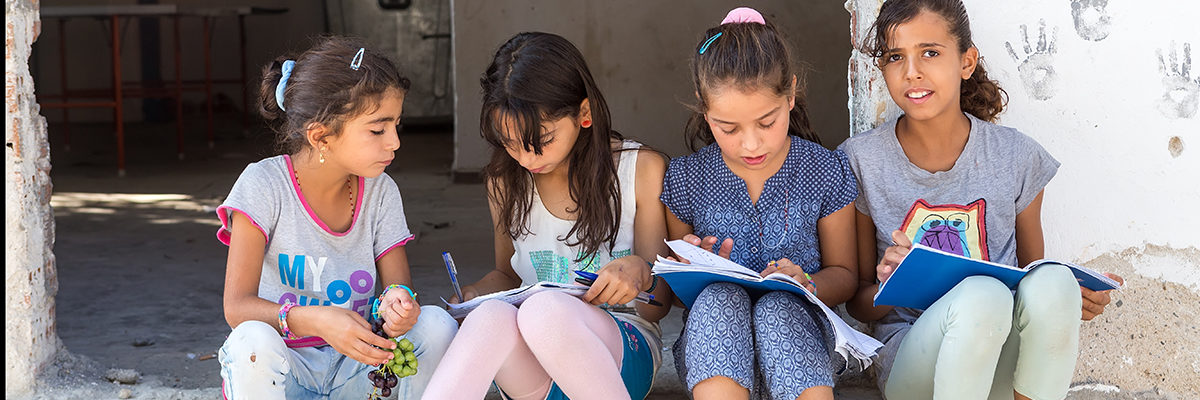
[508,140,664,367]
[510,140,641,285]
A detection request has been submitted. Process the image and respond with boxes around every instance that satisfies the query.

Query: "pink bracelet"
[278,302,299,339]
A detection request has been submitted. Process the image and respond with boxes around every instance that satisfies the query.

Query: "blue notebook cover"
[658,270,813,309]
[874,244,1122,310]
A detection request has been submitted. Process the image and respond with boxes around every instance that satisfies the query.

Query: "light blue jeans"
[219,305,457,400]
[884,265,1082,400]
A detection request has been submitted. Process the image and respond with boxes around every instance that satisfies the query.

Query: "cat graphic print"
[898,199,989,261]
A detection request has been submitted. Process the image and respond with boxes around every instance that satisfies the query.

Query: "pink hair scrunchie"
[721,7,766,25]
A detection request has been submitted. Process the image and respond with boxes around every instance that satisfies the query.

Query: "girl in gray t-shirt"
[840,1,1123,399]
[216,37,456,399]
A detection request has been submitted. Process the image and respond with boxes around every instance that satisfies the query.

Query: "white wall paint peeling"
[849,0,1200,268]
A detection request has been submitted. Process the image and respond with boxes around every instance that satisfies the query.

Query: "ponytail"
[960,61,1007,122]
[255,35,408,156]
[686,9,822,152]
[259,56,290,123]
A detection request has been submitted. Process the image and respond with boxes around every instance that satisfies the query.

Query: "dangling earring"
[581,119,592,128]
[319,147,327,164]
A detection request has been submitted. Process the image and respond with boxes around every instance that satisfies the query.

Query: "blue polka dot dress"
[661,136,857,398]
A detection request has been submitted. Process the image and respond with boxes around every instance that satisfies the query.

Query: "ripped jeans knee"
[219,320,290,400]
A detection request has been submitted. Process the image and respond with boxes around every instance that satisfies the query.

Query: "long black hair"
[479,32,624,261]
[861,0,1007,121]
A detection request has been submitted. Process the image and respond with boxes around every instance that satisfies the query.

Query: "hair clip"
[276,60,295,111]
[721,7,766,25]
[699,32,723,54]
[350,47,365,70]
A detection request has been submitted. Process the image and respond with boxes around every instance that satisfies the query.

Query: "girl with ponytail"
[217,36,457,399]
[840,1,1123,399]
[661,7,860,400]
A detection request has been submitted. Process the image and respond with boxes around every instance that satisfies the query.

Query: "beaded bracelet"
[278,301,299,339]
[372,284,417,320]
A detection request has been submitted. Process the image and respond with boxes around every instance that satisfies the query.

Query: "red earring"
[581,119,592,128]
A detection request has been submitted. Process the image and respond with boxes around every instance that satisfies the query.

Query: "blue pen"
[442,252,464,301]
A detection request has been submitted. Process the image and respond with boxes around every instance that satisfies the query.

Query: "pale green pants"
[884,265,1082,400]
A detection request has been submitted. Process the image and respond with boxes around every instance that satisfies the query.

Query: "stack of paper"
[655,240,883,368]
[441,282,590,319]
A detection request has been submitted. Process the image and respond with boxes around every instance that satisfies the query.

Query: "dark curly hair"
[861,0,1007,122]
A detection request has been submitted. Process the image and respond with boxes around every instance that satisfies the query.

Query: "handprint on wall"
[1070,0,1112,41]
[1157,42,1199,119]
[1006,20,1059,101]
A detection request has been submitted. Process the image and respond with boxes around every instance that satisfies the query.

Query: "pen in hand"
[442,252,464,302]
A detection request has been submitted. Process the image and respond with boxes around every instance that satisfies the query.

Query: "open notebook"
[654,240,883,369]
[441,282,590,319]
[874,243,1122,310]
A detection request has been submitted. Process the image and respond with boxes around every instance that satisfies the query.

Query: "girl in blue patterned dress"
[660,7,860,400]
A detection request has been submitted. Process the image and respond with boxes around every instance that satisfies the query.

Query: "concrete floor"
[32,116,1143,399]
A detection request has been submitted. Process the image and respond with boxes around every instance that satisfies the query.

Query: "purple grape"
[380,387,391,397]
[386,374,397,388]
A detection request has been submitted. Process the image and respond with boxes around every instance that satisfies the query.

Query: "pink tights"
[421,291,628,400]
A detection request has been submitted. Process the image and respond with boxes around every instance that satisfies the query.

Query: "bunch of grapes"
[368,318,418,399]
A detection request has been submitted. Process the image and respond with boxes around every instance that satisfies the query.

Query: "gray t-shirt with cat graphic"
[838,113,1059,389]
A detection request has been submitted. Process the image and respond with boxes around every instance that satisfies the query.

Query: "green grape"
[366,321,419,398]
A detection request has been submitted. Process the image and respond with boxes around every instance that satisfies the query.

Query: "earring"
[319,147,327,164]
[581,119,592,128]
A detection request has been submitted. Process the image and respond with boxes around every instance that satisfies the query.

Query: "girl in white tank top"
[421,32,676,400]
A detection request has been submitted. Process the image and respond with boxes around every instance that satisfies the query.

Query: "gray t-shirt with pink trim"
[216,155,413,321]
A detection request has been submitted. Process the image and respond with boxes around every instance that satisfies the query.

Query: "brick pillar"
[845,0,900,136]
[5,0,61,396]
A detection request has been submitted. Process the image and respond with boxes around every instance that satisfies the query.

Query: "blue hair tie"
[699,32,723,54]
[275,60,295,111]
